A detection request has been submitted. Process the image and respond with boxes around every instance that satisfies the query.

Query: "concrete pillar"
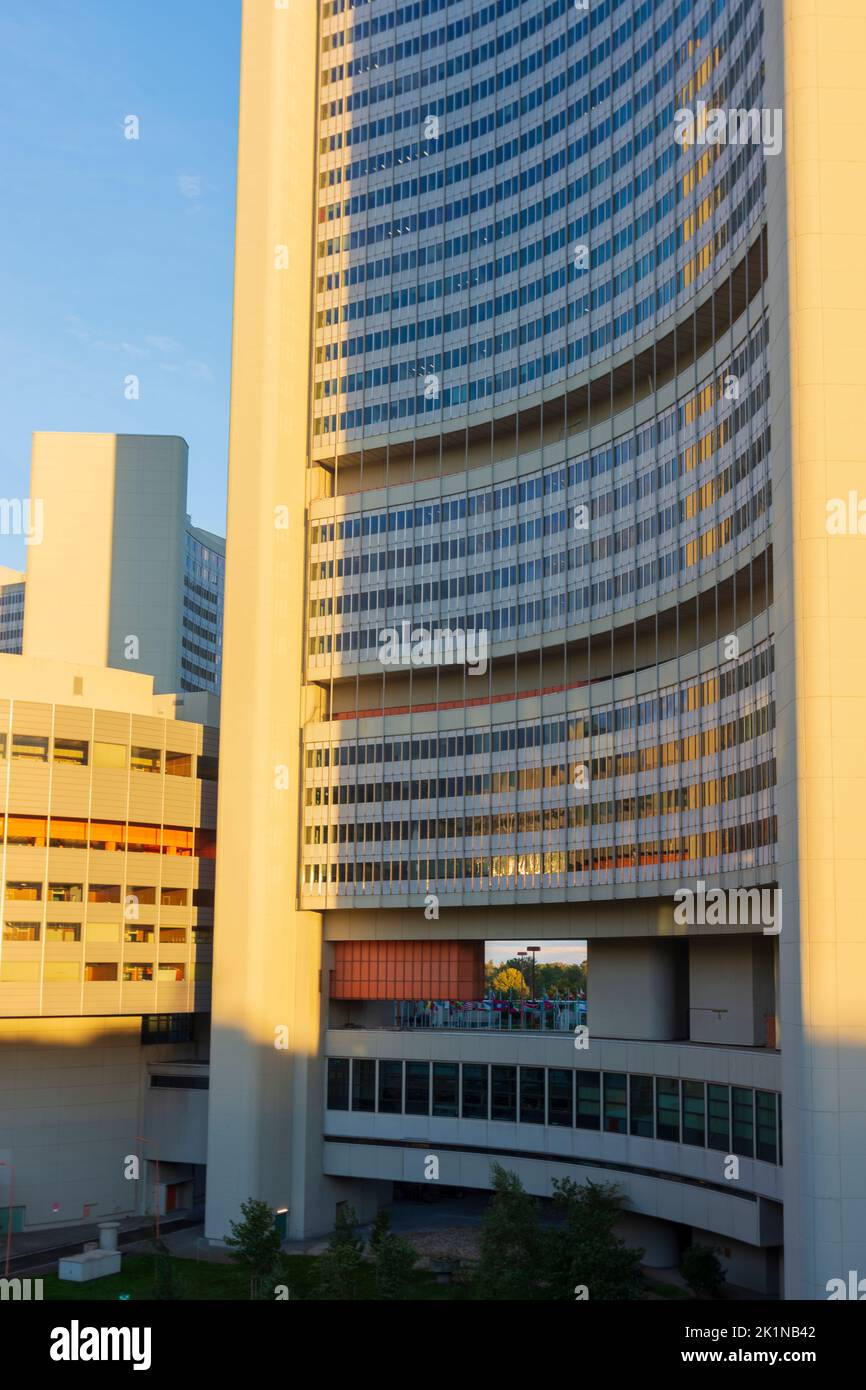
[588,938,688,1040]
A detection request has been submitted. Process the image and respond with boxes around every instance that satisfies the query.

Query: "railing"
[393,998,587,1033]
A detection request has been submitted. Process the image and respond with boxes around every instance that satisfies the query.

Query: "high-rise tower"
[206,0,866,1300]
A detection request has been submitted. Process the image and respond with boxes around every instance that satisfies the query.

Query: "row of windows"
[3,921,202,945]
[4,882,188,905]
[0,815,215,858]
[305,760,776,844]
[0,960,197,984]
[303,820,777,887]
[325,1057,781,1164]
[0,733,200,776]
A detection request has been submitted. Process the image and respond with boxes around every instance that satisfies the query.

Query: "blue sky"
[0,0,240,569]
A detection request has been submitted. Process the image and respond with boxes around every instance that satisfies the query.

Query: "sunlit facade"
[206,0,866,1301]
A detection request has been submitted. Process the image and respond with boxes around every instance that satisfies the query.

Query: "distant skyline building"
[0,566,25,654]
[20,433,225,695]
[205,0,866,1303]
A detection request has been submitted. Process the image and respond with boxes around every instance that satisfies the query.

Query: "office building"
[203,0,866,1300]
[22,433,225,695]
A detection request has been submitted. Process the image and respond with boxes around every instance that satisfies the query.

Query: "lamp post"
[527,945,541,1000]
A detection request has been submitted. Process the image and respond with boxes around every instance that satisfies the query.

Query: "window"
[157,962,186,982]
[128,886,157,905]
[49,883,82,903]
[432,1062,458,1117]
[90,822,126,851]
[756,1091,777,1163]
[520,1067,545,1125]
[327,1058,350,1109]
[1,962,39,982]
[86,923,119,943]
[629,1075,654,1137]
[3,922,40,942]
[732,1087,754,1157]
[125,926,153,943]
[6,882,41,901]
[707,1084,730,1151]
[378,1060,403,1113]
[604,1072,628,1133]
[11,734,48,762]
[6,816,47,846]
[461,1063,488,1119]
[88,885,121,903]
[656,1078,680,1142]
[45,962,80,981]
[197,754,218,781]
[46,923,81,942]
[682,1080,706,1146]
[53,738,88,767]
[160,887,187,906]
[491,1065,517,1121]
[405,1061,430,1115]
[165,750,192,777]
[141,1014,194,1045]
[84,962,118,982]
[159,927,187,944]
[48,818,86,849]
[351,1059,375,1112]
[131,747,161,774]
[150,1074,208,1090]
[93,742,126,770]
[123,963,153,982]
[576,1071,601,1130]
[547,1068,574,1127]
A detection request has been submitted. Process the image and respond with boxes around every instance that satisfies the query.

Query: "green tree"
[331,1203,364,1255]
[151,1239,183,1301]
[368,1206,391,1256]
[314,1240,364,1300]
[474,1164,545,1300]
[372,1234,418,1300]
[224,1197,282,1297]
[544,1179,644,1301]
[681,1244,726,1298]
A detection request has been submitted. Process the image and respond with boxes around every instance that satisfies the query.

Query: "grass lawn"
[40,1253,462,1301]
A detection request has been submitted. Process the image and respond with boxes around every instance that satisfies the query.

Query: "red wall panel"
[330,939,484,1000]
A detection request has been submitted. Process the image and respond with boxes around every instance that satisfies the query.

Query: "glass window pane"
[656,1078,680,1142]
[378,1060,403,1114]
[94,742,126,770]
[327,1058,349,1110]
[629,1075,654,1137]
[707,1084,730,1151]
[576,1071,601,1130]
[756,1090,777,1163]
[732,1087,755,1157]
[491,1065,517,1122]
[604,1072,628,1134]
[461,1063,488,1119]
[131,747,161,774]
[351,1058,375,1113]
[682,1080,706,1146]
[432,1062,458,1117]
[547,1068,574,1127]
[405,1061,429,1115]
[519,1067,545,1124]
[53,738,88,766]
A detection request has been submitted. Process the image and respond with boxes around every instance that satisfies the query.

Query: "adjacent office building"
[22,433,225,695]
[205,0,866,1300]
[0,433,223,1236]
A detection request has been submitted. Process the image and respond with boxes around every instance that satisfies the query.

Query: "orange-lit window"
[49,818,87,848]
[84,962,118,983]
[165,750,192,777]
[7,816,47,847]
[90,822,126,852]
[163,827,194,858]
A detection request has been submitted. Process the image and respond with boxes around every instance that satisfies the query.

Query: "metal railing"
[393,998,587,1032]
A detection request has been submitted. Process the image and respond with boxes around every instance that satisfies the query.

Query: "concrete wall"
[588,939,688,1041]
[689,937,776,1047]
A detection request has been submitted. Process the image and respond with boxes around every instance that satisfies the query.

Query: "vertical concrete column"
[769,0,866,1299]
[204,0,334,1243]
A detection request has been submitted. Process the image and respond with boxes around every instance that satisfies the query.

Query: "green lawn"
[40,1253,461,1301]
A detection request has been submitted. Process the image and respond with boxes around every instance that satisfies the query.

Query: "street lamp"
[527,946,541,1000]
